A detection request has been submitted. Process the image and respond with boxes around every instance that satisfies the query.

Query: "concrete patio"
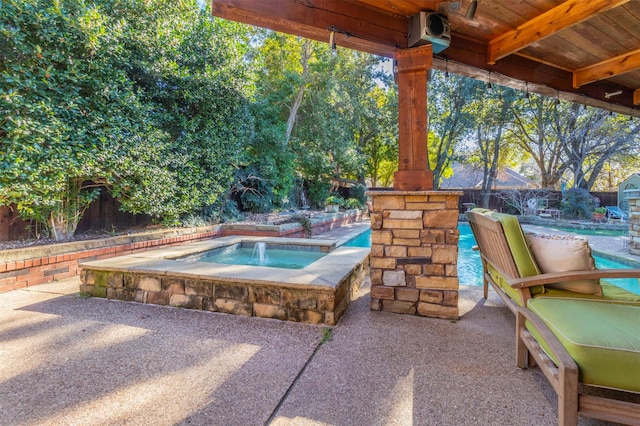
[0,273,615,425]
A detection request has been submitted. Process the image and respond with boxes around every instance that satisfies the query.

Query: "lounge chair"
[605,205,629,221]
[465,208,640,425]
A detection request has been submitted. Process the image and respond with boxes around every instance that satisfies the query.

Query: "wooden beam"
[487,0,631,65]
[394,45,433,191]
[635,89,640,106]
[573,48,640,88]
[439,36,640,116]
[211,0,408,57]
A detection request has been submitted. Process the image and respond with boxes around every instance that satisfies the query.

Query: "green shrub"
[561,188,598,220]
[307,181,331,209]
[344,198,362,209]
[324,195,344,206]
[349,184,367,205]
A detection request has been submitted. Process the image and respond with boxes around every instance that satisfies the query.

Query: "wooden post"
[393,45,433,191]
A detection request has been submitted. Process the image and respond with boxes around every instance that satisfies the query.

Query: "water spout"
[252,242,268,265]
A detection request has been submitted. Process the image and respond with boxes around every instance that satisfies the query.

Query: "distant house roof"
[439,163,539,190]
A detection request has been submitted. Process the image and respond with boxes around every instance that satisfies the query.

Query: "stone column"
[628,195,640,256]
[368,190,462,319]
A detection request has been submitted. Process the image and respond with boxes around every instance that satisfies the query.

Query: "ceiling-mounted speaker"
[407,11,451,53]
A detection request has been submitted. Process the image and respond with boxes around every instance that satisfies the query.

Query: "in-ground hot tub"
[79,236,370,325]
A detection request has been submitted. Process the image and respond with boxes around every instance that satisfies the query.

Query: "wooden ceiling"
[211,0,640,117]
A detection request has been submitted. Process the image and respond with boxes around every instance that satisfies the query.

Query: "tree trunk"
[284,39,312,146]
[49,211,77,242]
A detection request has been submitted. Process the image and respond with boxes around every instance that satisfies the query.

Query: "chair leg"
[557,367,579,426]
[515,310,528,369]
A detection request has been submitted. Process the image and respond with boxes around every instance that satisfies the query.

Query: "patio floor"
[0,273,615,425]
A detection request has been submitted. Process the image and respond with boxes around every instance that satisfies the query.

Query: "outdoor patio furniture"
[466,208,640,425]
[606,205,629,222]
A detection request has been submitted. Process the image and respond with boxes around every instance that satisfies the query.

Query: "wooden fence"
[0,188,621,243]
[1,188,152,243]
[458,189,619,213]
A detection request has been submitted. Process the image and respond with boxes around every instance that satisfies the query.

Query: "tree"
[467,85,517,207]
[246,32,319,210]
[360,86,398,187]
[510,95,567,189]
[427,71,478,188]
[1,0,145,240]
[291,46,393,203]
[557,104,640,191]
[109,1,253,220]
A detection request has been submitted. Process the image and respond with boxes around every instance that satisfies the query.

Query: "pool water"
[197,247,326,269]
[345,224,639,294]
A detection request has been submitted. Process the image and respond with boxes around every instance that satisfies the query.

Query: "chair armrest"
[516,306,578,371]
[508,269,640,289]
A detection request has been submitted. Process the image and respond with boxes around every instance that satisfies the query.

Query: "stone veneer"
[629,196,640,256]
[367,191,462,319]
[79,236,370,325]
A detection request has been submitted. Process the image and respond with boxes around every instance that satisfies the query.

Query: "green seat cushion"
[526,298,640,392]
[534,282,640,305]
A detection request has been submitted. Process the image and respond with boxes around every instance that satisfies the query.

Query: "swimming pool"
[345,224,640,294]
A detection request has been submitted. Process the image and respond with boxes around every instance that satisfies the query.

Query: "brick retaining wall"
[0,210,364,293]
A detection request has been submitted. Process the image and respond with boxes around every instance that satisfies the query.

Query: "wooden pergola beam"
[573,48,640,88]
[635,89,640,106]
[487,0,631,65]
[211,0,408,58]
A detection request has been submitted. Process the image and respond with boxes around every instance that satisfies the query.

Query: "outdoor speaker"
[408,11,451,53]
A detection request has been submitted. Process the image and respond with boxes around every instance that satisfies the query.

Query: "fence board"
[0,188,621,242]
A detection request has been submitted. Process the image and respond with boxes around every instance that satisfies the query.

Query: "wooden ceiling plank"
[573,47,640,88]
[487,0,631,65]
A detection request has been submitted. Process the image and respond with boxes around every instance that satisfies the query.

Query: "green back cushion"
[473,210,543,302]
[527,298,640,392]
[491,212,540,278]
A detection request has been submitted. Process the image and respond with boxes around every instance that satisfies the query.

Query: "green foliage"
[561,188,597,220]
[324,195,343,206]
[344,198,362,209]
[0,0,145,239]
[428,71,482,188]
[307,180,331,208]
[349,183,367,204]
[1,0,252,239]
